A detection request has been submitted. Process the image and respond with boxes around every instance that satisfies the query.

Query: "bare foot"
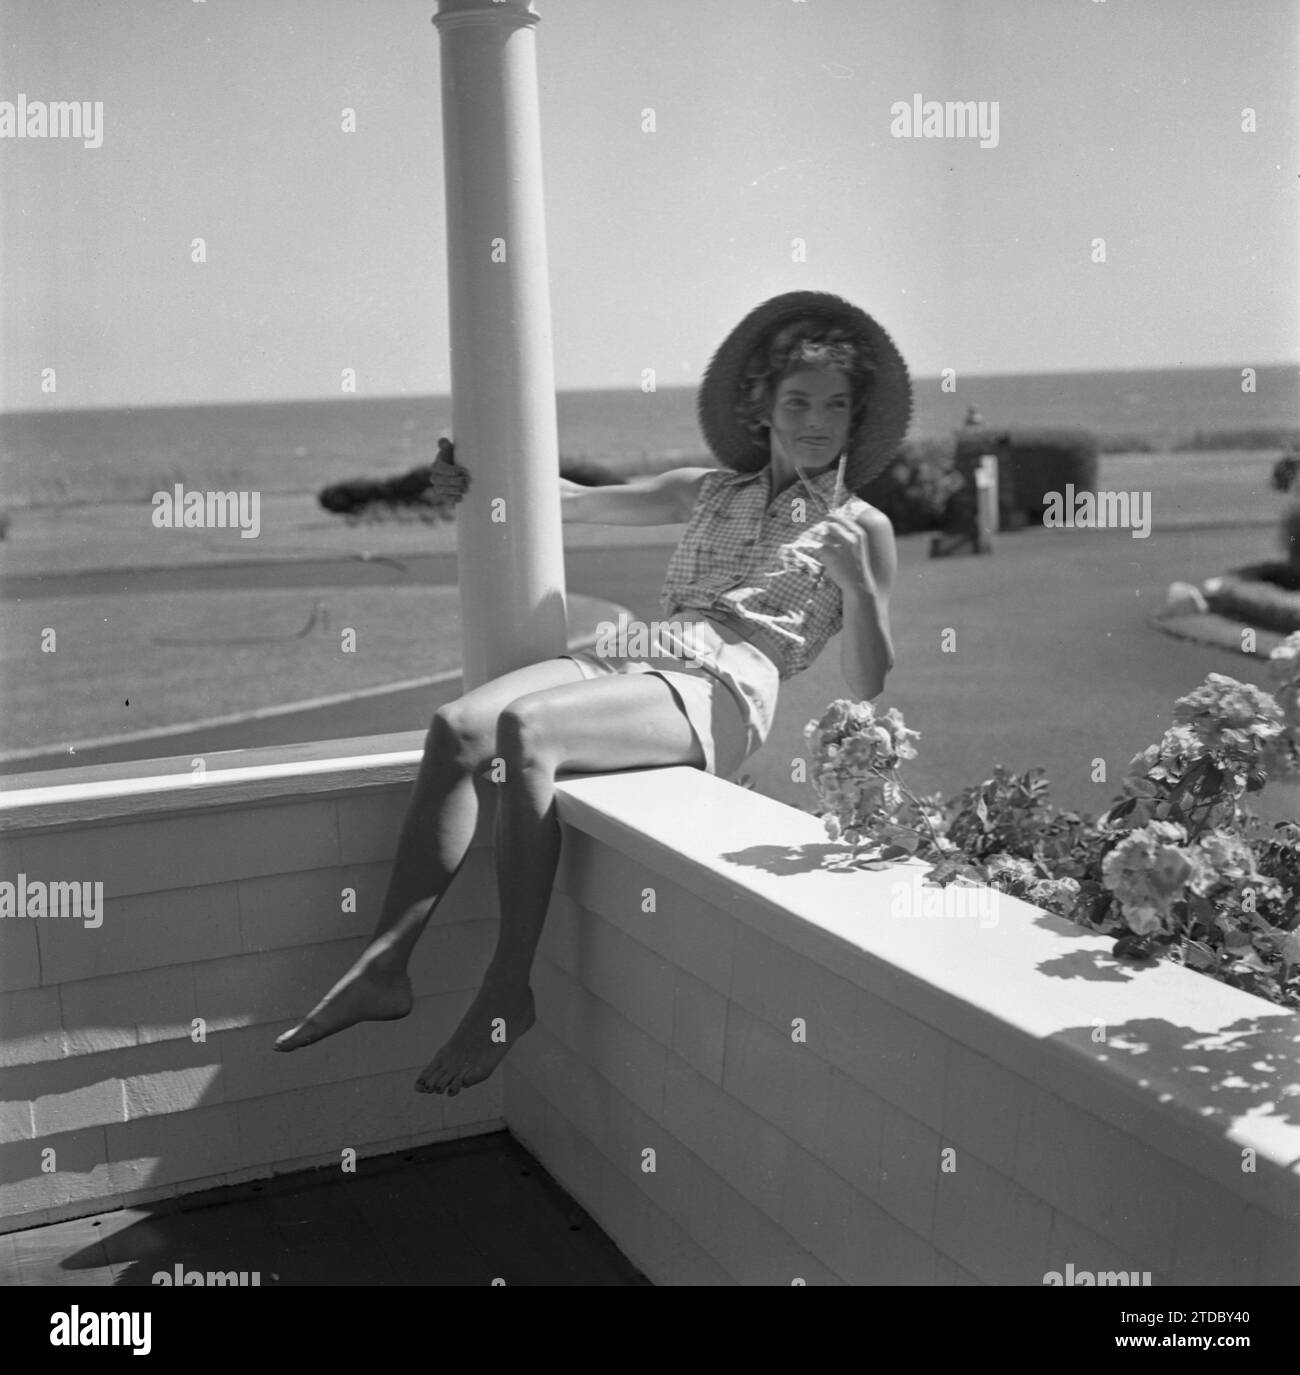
[415,981,535,1096]
[275,945,414,1051]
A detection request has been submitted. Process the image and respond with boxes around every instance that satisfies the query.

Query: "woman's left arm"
[815,506,897,701]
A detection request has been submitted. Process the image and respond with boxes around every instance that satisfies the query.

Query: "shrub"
[1175,427,1300,452]
[859,435,963,534]
[863,427,1102,535]
[559,457,626,487]
[1097,434,1157,454]
[804,637,1300,1008]
[1284,498,1300,575]
[954,426,1100,529]
[319,476,388,514]
[1203,570,1300,633]
[318,462,457,521]
[318,454,629,519]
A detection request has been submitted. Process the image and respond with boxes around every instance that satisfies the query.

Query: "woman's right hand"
[427,437,470,517]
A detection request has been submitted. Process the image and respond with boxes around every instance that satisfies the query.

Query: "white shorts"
[559,617,781,776]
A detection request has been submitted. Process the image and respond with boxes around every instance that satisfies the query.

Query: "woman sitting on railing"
[276,291,911,1096]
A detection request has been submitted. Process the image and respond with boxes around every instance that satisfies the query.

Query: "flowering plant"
[803,633,1300,1007]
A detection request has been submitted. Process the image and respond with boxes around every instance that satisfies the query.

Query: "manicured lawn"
[0,586,617,753]
[4,449,1295,830]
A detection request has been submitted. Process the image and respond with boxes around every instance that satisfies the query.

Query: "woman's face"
[768,367,852,467]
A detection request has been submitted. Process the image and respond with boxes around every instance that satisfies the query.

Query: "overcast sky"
[1,0,1296,410]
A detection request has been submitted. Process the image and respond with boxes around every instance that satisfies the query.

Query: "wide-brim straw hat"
[697,290,912,493]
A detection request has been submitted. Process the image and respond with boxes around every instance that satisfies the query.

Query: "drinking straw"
[794,451,847,514]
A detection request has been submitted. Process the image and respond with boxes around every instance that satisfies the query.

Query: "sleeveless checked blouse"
[659,465,868,680]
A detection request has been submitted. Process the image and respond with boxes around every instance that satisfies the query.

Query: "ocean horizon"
[2,364,1297,510]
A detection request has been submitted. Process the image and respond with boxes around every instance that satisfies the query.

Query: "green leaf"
[1184,942,1215,970]
[881,826,921,854]
[1114,933,1159,960]
[1187,893,1216,930]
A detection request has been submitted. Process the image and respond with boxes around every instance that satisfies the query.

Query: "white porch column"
[432,0,566,689]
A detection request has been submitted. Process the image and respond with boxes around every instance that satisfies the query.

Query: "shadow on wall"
[0,779,512,1257]
[719,839,1300,1133]
[4,766,1298,1284]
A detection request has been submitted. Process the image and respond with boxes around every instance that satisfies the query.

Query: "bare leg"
[416,672,706,1095]
[274,657,587,1051]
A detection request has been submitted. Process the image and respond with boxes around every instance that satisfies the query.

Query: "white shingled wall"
[502,773,1300,1287]
[0,778,505,1232]
[3,753,1297,1288]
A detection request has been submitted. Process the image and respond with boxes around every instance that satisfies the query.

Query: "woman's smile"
[769,367,852,469]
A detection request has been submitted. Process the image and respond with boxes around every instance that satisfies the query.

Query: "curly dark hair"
[734,317,877,454]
